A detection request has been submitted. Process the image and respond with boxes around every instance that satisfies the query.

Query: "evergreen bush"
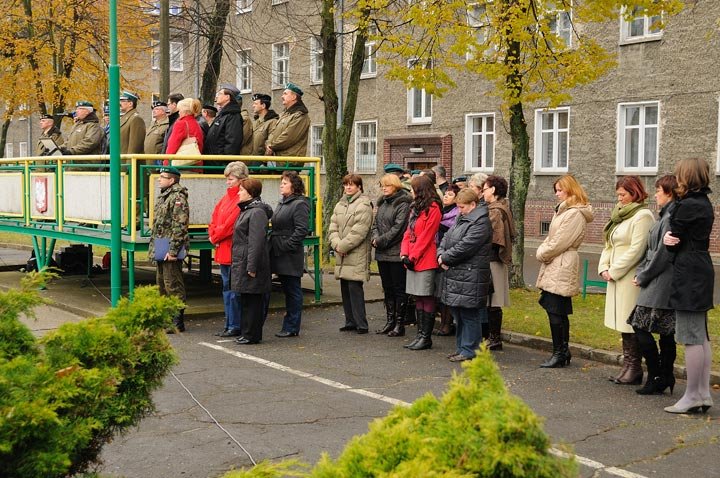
[223,348,576,478]
[0,274,179,477]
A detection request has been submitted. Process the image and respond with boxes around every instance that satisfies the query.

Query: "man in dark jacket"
[161,92,185,155]
[205,84,244,156]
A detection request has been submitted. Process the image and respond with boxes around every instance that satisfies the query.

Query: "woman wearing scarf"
[599,176,654,385]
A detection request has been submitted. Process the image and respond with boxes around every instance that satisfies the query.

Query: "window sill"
[619,35,662,46]
[407,119,432,126]
[534,169,569,175]
[360,73,377,80]
[615,169,658,176]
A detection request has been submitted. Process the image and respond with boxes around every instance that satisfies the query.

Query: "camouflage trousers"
[156,260,186,302]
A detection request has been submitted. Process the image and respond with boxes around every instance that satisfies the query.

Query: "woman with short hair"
[599,176,654,382]
[328,174,374,334]
[372,174,412,336]
[401,175,442,351]
[433,183,460,336]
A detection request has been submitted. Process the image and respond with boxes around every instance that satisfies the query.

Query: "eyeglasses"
[159,175,172,179]
[481,187,491,192]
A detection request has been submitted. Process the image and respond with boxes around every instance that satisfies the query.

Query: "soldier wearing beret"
[60,101,104,158]
[251,93,279,156]
[265,83,310,157]
[149,166,190,332]
[119,91,146,154]
[384,163,412,191]
[36,114,64,156]
[144,102,169,155]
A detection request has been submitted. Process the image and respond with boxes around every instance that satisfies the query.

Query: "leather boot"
[388,299,406,337]
[403,308,423,348]
[614,333,643,385]
[434,305,455,336]
[609,333,630,382]
[167,308,186,334]
[403,297,417,326]
[487,308,503,350]
[562,315,571,365]
[408,311,433,350]
[540,321,565,368]
[659,334,677,395]
[376,297,397,334]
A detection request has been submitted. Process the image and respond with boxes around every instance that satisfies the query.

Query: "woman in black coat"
[662,158,714,414]
[231,178,273,345]
[372,174,412,337]
[270,171,310,338]
[437,188,493,362]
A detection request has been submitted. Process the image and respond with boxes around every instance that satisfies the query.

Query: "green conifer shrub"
[224,348,576,478]
[0,275,179,477]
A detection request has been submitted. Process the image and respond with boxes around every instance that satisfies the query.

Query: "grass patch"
[506,288,720,369]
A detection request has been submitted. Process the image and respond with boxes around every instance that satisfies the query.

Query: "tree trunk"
[200,0,231,104]
[0,117,12,159]
[508,101,530,288]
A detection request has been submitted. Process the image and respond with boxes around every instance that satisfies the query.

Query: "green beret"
[384,163,405,173]
[75,101,94,109]
[284,82,303,96]
[411,169,421,175]
[159,166,181,177]
[452,176,467,184]
[119,91,139,102]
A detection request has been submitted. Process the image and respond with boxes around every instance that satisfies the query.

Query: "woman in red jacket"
[208,161,248,336]
[401,175,442,351]
[165,97,205,165]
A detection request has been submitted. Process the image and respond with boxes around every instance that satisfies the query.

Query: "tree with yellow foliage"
[372,0,683,286]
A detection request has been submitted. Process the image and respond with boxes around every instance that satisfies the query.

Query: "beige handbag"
[172,121,201,167]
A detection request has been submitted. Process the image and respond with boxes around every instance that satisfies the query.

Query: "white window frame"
[310,37,323,84]
[271,0,288,5]
[4,143,13,158]
[616,101,660,174]
[272,42,290,88]
[361,25,378,78]
[18,142,28,157]
[354,120,378,173]
[620,7,663,44]
[546,1,572,48]
[534,107,570,173]
[236,49,252,93]
[407,59,432,125]
[236,0,252,14]
[464,113,495,172]
[309,124,326,174]
[152,41,184,72]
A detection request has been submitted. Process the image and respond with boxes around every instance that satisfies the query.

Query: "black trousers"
[340,279,368,330]
[240,293,267,343]
[377,261,407,304]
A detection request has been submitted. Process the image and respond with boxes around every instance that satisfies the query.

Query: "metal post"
[109,0,122,305]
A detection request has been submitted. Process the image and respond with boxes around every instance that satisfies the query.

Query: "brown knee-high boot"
[614,332,643,385]
[433,304,454,336]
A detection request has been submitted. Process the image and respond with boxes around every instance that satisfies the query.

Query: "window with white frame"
[310,125,326,173]
[4,143,13,158]
[272,42,290,88]
[617,102,659,173]
[361,26,377,78]
[620,7,662,44]
[149,1,182,15]
[271,0,288,5]
[152,41,184,71]
[237,50,252,93]
[546,1,572,47]
[466,3,495,60]
[310,37,323,84]
[464,113,495,171]
[534,108,569,172]
[18,142,28,157]
[354,121,377,172]
[407,59,432,124]
[236,0,252,14]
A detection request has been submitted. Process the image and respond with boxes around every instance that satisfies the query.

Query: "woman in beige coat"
[599,176,654,385]
[536,175,594,368]
[328,174,374,334]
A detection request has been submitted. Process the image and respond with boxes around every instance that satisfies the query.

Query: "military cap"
[219,83,242,101]
[159,166,182,177]
[103,106,110,115]
[119,91,139,102]
[75,101,94,109]
[251,93,272,103]
[452,175,467,184]
[384,163,405,173]
[152,101,168,108]
[40,114,54,120]
[202,104,218,113]
[411,169,421,175]
[284,82,303,96]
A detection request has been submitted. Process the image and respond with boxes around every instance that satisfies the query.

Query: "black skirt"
[539,290,573,315]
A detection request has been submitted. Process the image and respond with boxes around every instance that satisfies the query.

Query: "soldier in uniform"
[59,101,104,161]
[36,114,64,156]
[384,163,412,191]
[118,91,146,154]
[250,93,279,156]
[144,101,170,155]
[239,95,254,156]
[148,166,190,332]
[265,83,310,157]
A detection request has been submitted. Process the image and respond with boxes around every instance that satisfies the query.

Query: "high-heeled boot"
[562,315,571,365]
[388,300,406,337]
[659,334,676,395]
[614,333,643,385]
[403,308,423,348]
[376,297,397,334]
[487,308,503,350]
[403,297,417,326]
[434,305,455,336]
[635,329,666,394]
[540,321,565,368]
[408,311,433,350]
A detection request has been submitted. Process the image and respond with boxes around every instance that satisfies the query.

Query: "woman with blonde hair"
[536,175,594,368]
[662,158,714,414]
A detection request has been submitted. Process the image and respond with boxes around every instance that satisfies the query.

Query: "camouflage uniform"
[149,181,189,301]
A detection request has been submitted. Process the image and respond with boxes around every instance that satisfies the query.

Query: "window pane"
[413,90,422,118]
[649,15,662,33]
[626,107,640,126]
[542,132,554,168]
[645,105,658,125]
[425,92,432,117]
[542,113,553,130]
[558,111,568,129]
[486,115,494,132]
[473,117,483,132]
[558,131,568,167]
[625,129,639,167]
[630,18,644,37]
[644,127,657,167]
[485,134,493,168]
[472,135,482,168]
